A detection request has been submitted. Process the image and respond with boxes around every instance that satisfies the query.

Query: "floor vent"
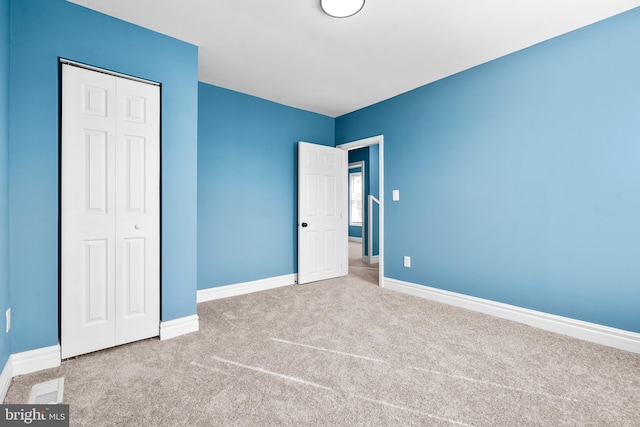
[28,378,64,404]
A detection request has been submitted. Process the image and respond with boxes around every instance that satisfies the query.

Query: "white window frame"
[349,162,364,227]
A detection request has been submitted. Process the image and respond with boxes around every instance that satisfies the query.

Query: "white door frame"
[348,161,365,248]
[337,135,384,287]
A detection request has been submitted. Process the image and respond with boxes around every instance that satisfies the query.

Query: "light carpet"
[5,266,640,425]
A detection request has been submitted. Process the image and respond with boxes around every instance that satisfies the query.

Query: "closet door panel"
[114,76,160,345]
[61,64,160,358]
[61,65,117,359]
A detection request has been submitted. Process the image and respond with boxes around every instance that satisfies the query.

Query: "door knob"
[301,222,308,228]
[135,224,142,229]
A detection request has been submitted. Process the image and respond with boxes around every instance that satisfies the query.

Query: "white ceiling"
[69,0,640,117]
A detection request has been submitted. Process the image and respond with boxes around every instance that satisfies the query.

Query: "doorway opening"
[337,135,384,287]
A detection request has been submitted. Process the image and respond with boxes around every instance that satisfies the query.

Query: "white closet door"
[61,64,159,359]
[114,76,160,345]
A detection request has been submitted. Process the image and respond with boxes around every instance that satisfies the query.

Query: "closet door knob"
[135,224,142,229]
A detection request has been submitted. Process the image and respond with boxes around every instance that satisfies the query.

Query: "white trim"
[11,345,61,376]
[347,161,364,246]
[348,161,365,227]
[160,315,200,341]
[337,135,383,151]
[59,58,159,86]
[2,345,64,401]
[384,278,640,354]
[337,135,384,287]
[363,255,380,264]
[367,194,380,263]
[198,274,297,303]
[0,357,13,403]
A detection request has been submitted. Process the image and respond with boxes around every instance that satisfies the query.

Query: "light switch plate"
[392,190,400,201]
[404,256,411,268]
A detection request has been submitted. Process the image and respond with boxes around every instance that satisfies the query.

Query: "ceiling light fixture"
[320,0,365,18]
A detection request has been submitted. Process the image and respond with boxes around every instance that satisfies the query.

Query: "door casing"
[337,135,384,287]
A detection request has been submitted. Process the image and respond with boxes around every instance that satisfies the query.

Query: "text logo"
[1,405,69,426]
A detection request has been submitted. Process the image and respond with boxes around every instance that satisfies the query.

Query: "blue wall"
[198,83,334,289]
[9,0,199,353]
[0,0,10,368]
[336,8,640,333]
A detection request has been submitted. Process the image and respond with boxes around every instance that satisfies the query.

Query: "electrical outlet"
[5,308,10,333]
[403,256,411,268]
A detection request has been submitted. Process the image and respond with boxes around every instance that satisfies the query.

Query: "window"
[350,171,363,226]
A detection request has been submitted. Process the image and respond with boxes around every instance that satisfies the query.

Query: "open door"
[297,142,348,284]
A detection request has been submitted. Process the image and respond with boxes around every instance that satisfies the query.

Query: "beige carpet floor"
[5,246,640,425]
[347,240,379,285]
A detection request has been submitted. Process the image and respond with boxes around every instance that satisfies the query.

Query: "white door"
[297,142,348,284]
[61,63,160,358]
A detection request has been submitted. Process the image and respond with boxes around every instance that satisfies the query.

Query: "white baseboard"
[363,255,380,264]
[11,345,61,377]
[160,314,200,341]
[197,274,297,303]
[384,278,640,354]
[349,236,362,243]
[0,357,13,403]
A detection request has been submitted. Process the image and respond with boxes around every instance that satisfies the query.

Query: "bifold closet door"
[61,64,160,359]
